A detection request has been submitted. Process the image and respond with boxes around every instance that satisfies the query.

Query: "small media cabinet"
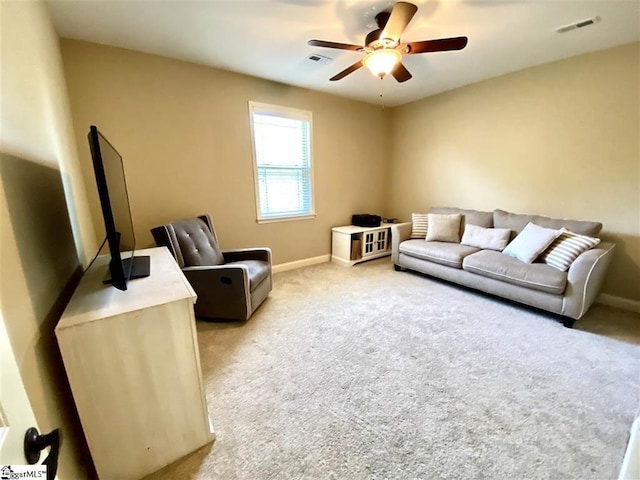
[331,223,393,266]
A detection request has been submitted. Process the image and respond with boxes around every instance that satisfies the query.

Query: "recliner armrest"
[222,247,272,264]
[182,264,251,289]
[182,265,252,319]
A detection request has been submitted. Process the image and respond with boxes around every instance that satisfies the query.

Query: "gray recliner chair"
[151,214,272,321]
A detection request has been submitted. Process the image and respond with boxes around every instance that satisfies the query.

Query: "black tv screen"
[88,126,149,290]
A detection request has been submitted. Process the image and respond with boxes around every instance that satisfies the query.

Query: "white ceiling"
[46,0,640,107]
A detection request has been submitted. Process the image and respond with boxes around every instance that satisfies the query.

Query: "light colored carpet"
[146,258,640,480]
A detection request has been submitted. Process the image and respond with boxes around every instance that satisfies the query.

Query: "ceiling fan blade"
[391,62,412,83]
[308,39,362,51]
[330,60,364,81]
[406,36,468,54]
[380,2,418,45]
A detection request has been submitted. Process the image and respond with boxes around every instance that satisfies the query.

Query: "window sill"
[257,213,317,224]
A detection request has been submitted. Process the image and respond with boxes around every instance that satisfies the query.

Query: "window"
[249,102,315,222]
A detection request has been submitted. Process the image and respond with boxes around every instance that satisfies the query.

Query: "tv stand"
[56,247,213,479]
[103,254,151,284]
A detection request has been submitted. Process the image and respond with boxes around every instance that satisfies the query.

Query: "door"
[374,229,387,253]
[363,232,375,257]
[0,314,38,465]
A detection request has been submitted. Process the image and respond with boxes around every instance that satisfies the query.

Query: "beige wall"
[388,43,640,301]
[58,40,638,301]
[0,1,97,477]
[0,6,634,476]
[60,40,391,265]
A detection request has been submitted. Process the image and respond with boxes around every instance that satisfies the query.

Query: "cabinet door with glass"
[362,229,388,258]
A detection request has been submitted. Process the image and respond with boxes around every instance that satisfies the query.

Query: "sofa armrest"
[561,242,615,319]
[391,222,412,265]
[222,247,272,264]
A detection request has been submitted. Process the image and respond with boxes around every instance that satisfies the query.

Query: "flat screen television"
[88,125,150,290]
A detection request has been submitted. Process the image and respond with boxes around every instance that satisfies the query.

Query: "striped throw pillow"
[411,213,428,239]
[539,229,600,271]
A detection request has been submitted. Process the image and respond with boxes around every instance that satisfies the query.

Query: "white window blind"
[249,102,315,222]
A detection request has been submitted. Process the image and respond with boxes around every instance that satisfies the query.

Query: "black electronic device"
[352,214,382,228]
[88,126,150,290]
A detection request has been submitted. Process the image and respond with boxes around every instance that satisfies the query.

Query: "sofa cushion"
[494,209,602,237]
[462,250,567,295]
[399,240,480,269]
[538,229,601,271]
[461,224,511,251]
[502,222,563,263]
[426,213,462,243]
[410,213,429,239]
[430,207,494,230]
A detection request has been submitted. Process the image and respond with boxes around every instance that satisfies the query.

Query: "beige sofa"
[391,207,615,327]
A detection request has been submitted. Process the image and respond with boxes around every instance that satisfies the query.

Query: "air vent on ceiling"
[306,53,333,65]
[556,16,601,34]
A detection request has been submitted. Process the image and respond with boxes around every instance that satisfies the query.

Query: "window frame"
[248,101,316,224]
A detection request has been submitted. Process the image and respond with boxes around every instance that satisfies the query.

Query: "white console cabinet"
[56,247,213,480]
[331,223,392,266]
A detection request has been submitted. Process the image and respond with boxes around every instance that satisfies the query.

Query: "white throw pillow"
[426,213,462,243]
[502,222,562,263]
[538,229,600,271]
[410,213,428,239]
[461,224,512,251]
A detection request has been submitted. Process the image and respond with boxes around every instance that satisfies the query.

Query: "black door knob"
[23,427,61,480]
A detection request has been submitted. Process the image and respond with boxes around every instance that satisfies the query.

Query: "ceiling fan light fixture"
[363,49,402,78]
[308,2,468,84]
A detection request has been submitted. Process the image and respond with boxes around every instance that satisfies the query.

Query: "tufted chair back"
[151,215,224,268]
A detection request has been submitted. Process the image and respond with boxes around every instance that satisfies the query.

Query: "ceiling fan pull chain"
[379,82,385,111]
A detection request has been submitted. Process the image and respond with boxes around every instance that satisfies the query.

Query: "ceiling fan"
[308,1,468,83]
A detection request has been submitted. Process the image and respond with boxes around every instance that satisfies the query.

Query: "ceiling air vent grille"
[306,54,332,65]
[557,16,601,34]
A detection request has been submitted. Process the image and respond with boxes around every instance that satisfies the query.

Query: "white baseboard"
[273,254,331,274]
[596,294,640,314]
[330,255,353,267]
